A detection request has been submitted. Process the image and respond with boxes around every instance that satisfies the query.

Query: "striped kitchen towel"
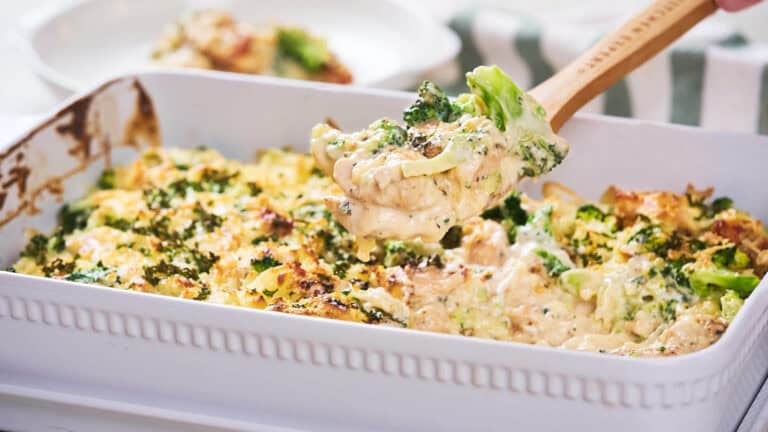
[441,7,768,134]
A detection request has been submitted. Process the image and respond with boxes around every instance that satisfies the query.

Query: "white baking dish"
[1,71,767,432]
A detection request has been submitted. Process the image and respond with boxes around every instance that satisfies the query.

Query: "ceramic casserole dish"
[1,71,767,432]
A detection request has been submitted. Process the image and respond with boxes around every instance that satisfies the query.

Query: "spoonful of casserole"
[311,0,719,243]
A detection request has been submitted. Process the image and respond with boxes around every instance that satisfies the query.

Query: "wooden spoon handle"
[529,0,718,132]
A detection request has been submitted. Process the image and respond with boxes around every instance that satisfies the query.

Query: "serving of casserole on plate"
[1,72,767,432]
[13,0,460,91]
[151,10,353,84]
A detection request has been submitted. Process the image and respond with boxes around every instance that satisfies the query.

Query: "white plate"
[12,0,460,92]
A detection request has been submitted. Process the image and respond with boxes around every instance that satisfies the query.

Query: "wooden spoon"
[529,0,718,132]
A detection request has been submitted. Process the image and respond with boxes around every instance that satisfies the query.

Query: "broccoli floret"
[481,192,527,243]
[661,257,694,288]
[720,289,744,323]
[42,258,75,277]
[143,188,174,210]
[689,267,759,298]
[403,81,463,126]
[21,234,50,265]
[709,197,734,215]
[711,246,750,270]
[452,93,480,116]
[97,169,116,189]
[103,215,132,231]
[686,190,733,219]
[143,261,198,285]
[184,204,222,237]
[569,204,618,266]
[199,168,236,193]
[560,268,599,299]
[59,204,92,234]
[251,255,282,273]
[193,286,211,301]
[576,204,607,222]
[482,192,527,225]
[66,262,112,285]
[465,65,524,132]
[371,119,407,148]
[535,249,570,277]
[383,240,443,268]
[466,66,567,178]
[247,182,263,196]
[277,27,330,73]
[628,224,675,257]
[190,249,219,274]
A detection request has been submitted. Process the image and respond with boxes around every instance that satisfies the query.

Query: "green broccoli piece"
[711,246,750,270]
[21,234,50,265]
[720,289,744,323]
[66,262,112,285]
[710,197,733,215]
[190,249,220,274]
[481,192,528,243]
[560,268,599,298]
[372,119,407,148]
[453,93,480,116]
[465,66,568,178]
[660,257,694,288]
[59,204,92,234]
[276,27,330,73]
[403,81,464,126]
[383,240,443,268]
[143,261,199,285]
[687,191,733,219]
[628,224,675,257]
[482,192,527,225]
[97,169,116,189]
[576,204,608,222]
[535,249,570,277]
[689,267,759,298]
[193,286,211,301]
[251,255,282,273]
[103,215,132,231]
[465,65,524,132]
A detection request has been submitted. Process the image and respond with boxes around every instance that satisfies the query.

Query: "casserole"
[1,71,767,431]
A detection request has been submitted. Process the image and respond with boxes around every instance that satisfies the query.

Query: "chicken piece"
[459,218,510,267]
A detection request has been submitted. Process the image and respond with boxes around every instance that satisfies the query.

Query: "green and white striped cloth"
[442,8,768,135]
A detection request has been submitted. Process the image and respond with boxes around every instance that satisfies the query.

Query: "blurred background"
[1,0,767,133]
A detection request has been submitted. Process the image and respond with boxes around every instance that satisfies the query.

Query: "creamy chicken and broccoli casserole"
[152,10,352,84]
[11,68,767,357]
